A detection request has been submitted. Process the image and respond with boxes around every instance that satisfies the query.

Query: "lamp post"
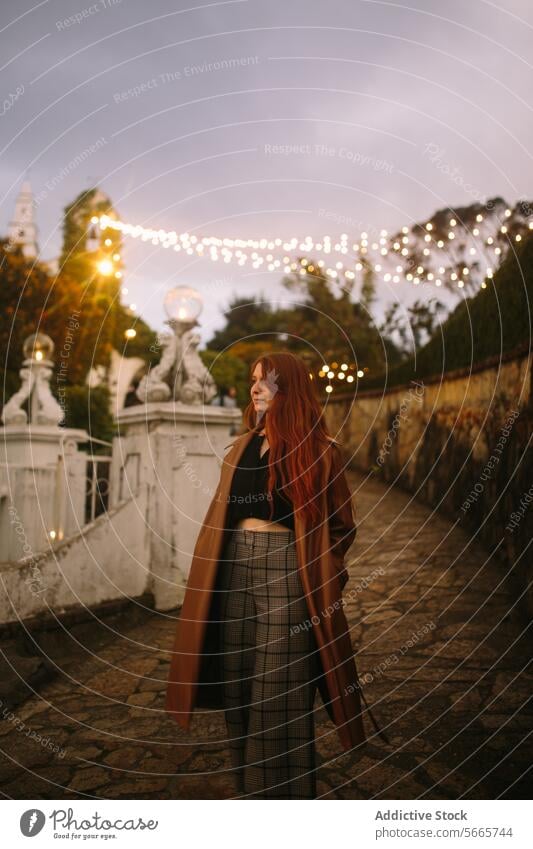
[135,285,217,405]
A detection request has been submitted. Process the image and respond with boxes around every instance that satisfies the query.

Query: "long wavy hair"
[241,351,339,525]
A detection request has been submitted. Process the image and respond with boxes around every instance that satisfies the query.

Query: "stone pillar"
[0,426,88,562]
[110,402,241,610]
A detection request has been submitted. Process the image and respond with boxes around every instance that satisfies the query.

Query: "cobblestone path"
[1,470,531,799]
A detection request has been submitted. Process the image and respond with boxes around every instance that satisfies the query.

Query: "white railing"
[85,454,112,524]
[72,435,113,525]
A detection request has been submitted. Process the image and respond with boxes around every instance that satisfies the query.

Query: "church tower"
[7,181,39,257]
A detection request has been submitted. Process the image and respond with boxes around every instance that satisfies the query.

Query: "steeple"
[8,181,39,257]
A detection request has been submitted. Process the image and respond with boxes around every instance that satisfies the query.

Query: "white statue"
[136,287,219,406]
[136,333,176,403]
[2,334,63,426]
[179,329,217,405]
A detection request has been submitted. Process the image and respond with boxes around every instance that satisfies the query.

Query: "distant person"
[210,385,238,407]
[123,382,140,408]
[222,385,238,408]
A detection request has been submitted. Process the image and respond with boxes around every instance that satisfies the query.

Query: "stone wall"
[325,343,533,618]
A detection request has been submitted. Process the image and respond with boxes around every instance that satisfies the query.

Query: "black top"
[226,432,295,531]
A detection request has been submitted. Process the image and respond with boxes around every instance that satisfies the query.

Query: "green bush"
[61,384,116,450]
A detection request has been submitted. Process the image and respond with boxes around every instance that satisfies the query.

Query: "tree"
[204,263,404,397]
[59,187,159,379]
[59,188,124,375]
[281,259,402,382]
[379,298,446,355]
[61,384,115,450]
[389,197,533,295]
[364,230,533,389]
[0,240,83,405]
[406,298,446,349]
[0,237,157,439]
[207,294,284,351]
[200,348,250,408]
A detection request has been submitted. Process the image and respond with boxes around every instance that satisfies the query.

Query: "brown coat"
[165,428,366,752]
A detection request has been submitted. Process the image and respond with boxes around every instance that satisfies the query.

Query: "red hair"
[241,351,339,525]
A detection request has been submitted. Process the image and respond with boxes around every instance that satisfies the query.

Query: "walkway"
[1,470,531,799]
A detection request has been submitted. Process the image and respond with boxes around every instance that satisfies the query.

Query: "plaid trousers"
[217,526,319,799]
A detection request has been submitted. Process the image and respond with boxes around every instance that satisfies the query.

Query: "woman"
[166,352,369,799]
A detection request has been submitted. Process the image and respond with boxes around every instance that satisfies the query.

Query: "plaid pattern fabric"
[217,526,320,799]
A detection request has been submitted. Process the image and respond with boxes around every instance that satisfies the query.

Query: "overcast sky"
[1,0,532,343]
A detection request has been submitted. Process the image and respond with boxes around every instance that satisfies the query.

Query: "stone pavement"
[1,470,531,799]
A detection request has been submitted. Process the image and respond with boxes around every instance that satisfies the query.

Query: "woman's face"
[250,363,278,415]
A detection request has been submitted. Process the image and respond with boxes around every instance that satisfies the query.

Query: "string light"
[95,204,532,294]
[96,259,113,275]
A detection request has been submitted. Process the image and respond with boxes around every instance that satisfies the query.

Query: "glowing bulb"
[97,259,113,275]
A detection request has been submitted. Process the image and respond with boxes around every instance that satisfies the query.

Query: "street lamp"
[136,286,217,405]
[163,286,203,328]
[23,332,55,365]
[97,259,113,276]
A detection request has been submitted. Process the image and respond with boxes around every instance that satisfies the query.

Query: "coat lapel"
[219,429,256,493]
